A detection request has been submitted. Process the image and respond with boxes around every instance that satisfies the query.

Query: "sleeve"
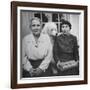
[53,37,60,63]
[39,36,52,71]
[73,37,79,61]
[22,37,33,71]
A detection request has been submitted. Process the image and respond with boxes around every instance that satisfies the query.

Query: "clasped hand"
[29,68,43,77]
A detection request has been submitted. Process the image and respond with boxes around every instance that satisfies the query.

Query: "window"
[34,12,70,32]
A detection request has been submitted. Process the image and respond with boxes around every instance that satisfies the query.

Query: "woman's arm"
[22,38,33,72]
[53,37,60,63]
[73,37,79,61]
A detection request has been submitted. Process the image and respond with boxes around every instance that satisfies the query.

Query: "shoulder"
[56,33,63,39]
[70,34,76,38]
[70,34,77,40]
[22,34,32,42]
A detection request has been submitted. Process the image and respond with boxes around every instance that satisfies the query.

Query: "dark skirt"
[22,66,52,78]
[22,59,53,78]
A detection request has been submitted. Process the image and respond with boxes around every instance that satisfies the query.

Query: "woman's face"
[61,24,70,34]
[31,19,42,36]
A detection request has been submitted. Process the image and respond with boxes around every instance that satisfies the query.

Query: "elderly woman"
[22,17,52,77]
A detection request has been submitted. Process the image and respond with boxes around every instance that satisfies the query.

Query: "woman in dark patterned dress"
[53,20,79,76]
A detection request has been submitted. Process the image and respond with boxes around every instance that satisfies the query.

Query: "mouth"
[34,31,38,32]
[63,31,67,33]
[33,30,40,34]
[33,30,38,32]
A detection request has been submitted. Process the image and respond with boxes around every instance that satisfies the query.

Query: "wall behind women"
[0,0,89,90]
[70,14,79,40]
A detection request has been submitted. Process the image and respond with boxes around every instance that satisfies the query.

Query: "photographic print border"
[11,1,88,89]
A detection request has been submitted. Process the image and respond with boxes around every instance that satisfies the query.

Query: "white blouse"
[22,33,52,72]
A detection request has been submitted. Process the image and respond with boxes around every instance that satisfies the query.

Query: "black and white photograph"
[21,11,80,78]
[11,1,87,89]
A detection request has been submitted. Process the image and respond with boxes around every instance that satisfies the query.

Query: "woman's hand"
[57,61,64,71]
[35,68,43,76]
[29,68,43,77]
[29,68,36,77]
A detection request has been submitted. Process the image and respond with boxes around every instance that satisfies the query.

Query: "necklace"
[35,42,38,48]
[33,34,40,48]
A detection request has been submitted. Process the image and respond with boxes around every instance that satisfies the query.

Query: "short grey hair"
[29,17,42,28]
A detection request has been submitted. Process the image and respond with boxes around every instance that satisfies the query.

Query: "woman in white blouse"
[22,17,52,77]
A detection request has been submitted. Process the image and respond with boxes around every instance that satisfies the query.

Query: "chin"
[33,33,40,36]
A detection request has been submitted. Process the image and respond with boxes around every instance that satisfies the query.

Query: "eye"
[32,24,35,27]
[37,24,40,27]
[66,26,68,28]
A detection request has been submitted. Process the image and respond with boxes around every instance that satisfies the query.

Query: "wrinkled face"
[49,28,57,36]
[31,19,42,36]
[61,24,70,34]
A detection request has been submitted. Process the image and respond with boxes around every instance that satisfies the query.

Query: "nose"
[63,27,66,31]
[34,25,39,29]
